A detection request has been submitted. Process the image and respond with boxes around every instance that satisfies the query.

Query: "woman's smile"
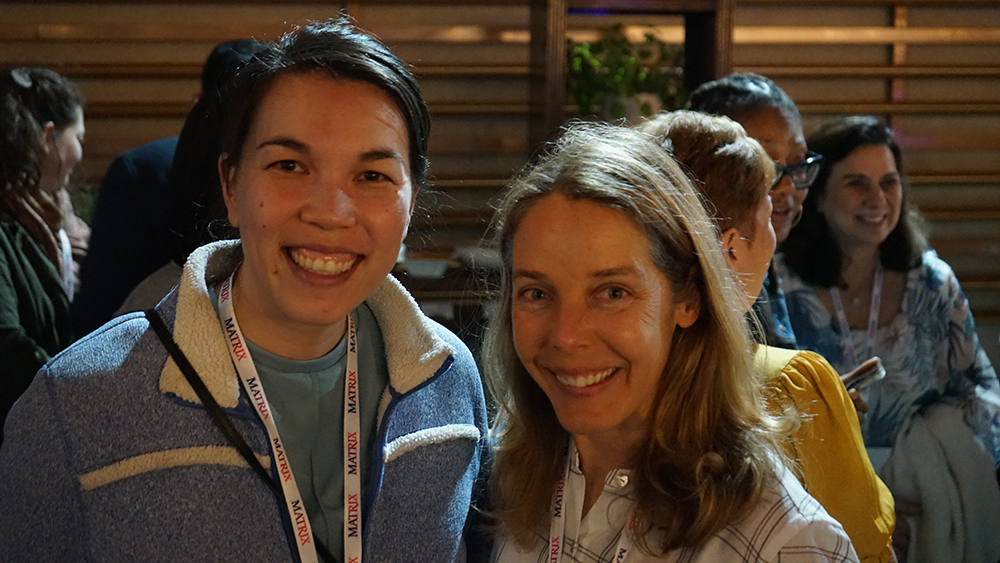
[288,247,359,276]
[511,193,698,443]
[550,366,617,389]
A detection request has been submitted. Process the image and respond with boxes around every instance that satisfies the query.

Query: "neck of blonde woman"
[573,428,642,518]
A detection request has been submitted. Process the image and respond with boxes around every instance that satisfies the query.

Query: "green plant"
[567,24,685,119]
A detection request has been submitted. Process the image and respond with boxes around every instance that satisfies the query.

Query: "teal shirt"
[211,290,388,558]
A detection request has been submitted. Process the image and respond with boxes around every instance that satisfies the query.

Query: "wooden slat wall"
[0,2,536,255]
[733,0,1000,362]
[2,1,998,358]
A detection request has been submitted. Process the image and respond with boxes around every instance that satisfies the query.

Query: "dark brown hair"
[0,68,82,194]
[219,17,430,191]
[782,115,927,286]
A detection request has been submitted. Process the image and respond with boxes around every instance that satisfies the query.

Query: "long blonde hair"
[484,123,785,554]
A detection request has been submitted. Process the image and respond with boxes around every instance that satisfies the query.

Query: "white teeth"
[556,368,615,388]
[291,250,356,275]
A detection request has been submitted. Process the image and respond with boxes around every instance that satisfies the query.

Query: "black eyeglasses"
[772,152,823,190]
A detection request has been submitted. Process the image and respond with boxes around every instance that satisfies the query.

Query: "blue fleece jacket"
[0,241,489,562]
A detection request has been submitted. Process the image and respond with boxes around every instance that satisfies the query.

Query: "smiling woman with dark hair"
[0,19,487,563]
[779,115,1000,560]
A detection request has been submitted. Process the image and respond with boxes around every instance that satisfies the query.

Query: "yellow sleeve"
[755,346,896,563]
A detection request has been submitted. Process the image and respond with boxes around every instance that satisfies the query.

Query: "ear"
[41,122,56,153]
[673,292,700,329]
[720,226,740,268]
[218,153,240,228]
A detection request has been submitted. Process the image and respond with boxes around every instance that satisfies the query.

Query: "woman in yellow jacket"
[639,110,896,563]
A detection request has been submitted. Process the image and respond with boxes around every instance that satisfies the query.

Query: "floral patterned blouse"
[776,250,1000,465]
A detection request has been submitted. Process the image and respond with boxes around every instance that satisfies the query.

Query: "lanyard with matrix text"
[218,274,363,563]
[547,441,634,563]
[829,262,883,369]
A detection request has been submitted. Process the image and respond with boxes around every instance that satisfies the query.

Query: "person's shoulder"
[120,136,179,162]
[917,249,957,281]
[106,136,179,178]
[47,311,153,378]
[743,464,858,560]
[910,249,964,300]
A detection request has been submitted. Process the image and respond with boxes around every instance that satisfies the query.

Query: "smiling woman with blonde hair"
[484,122,857,562]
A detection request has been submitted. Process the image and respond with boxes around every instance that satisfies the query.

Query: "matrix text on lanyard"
[547,441,634,563]
[218,274,363,563]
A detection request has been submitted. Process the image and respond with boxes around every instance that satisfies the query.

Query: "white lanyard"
[830,262,883,369]
[547,441,634,563]
[58,228,73,302]
[217,274,362,563]
[343,313,362,563]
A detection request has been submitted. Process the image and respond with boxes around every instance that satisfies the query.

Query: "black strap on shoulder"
[144,308,337,563]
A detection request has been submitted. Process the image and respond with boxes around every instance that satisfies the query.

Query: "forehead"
[835,144,898,174]
[513,194,656,270]
[737,107,804,150]
[246,73,409,152]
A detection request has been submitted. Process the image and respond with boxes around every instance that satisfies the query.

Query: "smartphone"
[843,356,886,391]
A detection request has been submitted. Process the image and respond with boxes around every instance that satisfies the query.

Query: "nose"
[300,179,358,229]
[548,301,592,352]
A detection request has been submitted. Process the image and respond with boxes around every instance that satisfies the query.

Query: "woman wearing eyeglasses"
[688,73,822,350]
[779,115,1000,561]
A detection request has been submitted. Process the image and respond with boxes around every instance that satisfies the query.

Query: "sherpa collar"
[158,240,455,408]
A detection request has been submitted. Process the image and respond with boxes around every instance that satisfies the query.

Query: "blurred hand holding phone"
[840,357,885,423]
[842,356,886,391]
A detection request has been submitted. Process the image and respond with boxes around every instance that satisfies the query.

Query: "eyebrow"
[361,148,407,167]
[255,140,406,167]
[512,265,637,280]
[257,137,309,154]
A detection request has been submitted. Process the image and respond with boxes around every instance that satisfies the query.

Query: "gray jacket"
[0,241,489,562]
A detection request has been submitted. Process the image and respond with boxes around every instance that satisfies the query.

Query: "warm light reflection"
[568,25,684,45]
[438,26,486,42]
[500,30,530,43]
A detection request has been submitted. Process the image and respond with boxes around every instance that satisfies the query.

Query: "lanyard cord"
[829,262,884,369]
[144,306,338,563]
[547,441,633,563]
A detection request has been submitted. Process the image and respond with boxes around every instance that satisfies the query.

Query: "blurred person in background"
[115,39,267,314]
[73,39,262,336]
[688,72,820,350]
[780,115,1000,562]
[0,67,87,439]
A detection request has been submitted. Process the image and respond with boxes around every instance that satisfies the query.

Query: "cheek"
[511,308,537,359]
[373,197,414,241]
[791,188,809,206]
[889,188,903,211]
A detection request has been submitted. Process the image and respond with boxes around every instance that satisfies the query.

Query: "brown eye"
[269,160,301,172]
